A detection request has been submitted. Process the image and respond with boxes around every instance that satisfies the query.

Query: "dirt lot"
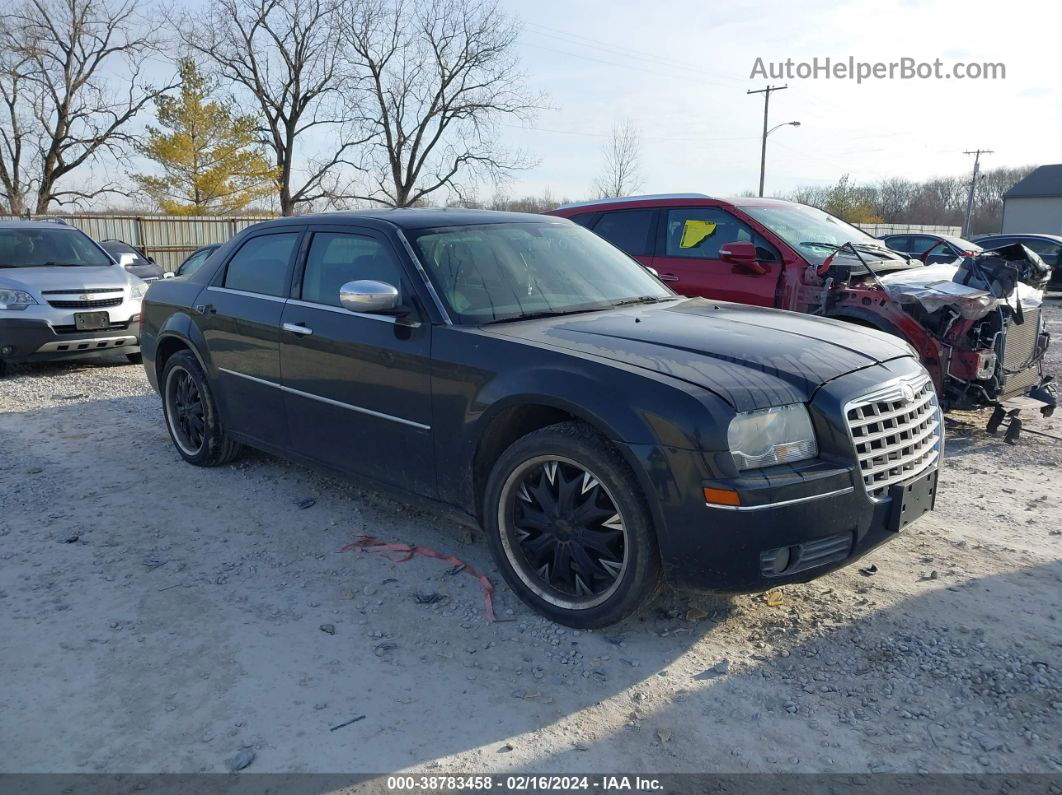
[2,303,1061,775]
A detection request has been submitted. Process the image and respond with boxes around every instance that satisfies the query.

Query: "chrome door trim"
[395,229,453,325]
[705,486,854,511]
[207,286,287,303]
[218,367,431,431]
[286,298,421,328]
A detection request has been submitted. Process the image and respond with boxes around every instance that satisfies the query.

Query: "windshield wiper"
[480,306,612,325]
[800,241,842,251]
[610,295,673,307]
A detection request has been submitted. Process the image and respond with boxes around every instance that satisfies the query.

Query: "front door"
[279,226,435,497]
[200,228,303,448]
[651,207,782,307]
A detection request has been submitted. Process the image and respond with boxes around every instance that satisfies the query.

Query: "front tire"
[161,350,243,467]
[483,422,660,628]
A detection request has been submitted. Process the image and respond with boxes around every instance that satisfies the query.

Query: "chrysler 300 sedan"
[140,209,943,627]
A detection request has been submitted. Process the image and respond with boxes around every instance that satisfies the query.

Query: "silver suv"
[0,221,146,377]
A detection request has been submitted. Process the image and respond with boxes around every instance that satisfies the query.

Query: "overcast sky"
[496,0,1059,200]
[109,0,1058,207]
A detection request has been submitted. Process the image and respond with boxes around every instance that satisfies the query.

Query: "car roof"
[246,208,567,232]
[0,220,78,230]
[973,232,1062,242]
[551,195,811,213]
[556,193,714,210]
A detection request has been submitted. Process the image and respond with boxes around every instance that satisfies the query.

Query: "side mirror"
[719,241,768,274]
[163,272,175,279]
[118,252,136,267]
[645,266,660,278]
[339,280,401,314]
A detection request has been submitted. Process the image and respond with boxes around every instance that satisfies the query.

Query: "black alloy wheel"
[485,422,660,628]
[161,350,242,467]
[502,456,627,606]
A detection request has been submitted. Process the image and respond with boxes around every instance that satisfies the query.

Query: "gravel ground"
[1,302,1060,775]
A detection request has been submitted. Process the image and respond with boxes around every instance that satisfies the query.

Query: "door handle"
[194,303,215,315]
[658,273,680,282]
[282,322,313,336]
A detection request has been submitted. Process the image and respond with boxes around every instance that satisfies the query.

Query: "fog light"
[760,544,793,576]
[1,345,13,355]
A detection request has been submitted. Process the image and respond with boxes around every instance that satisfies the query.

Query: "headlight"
[129,282,147,300]
[727,404,818,470]
[0,288,38,310]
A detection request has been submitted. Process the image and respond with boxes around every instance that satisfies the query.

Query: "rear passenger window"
[301,232,403,307]
[592,210,655,256]
[224,232,299,296]
[884,236,909,252]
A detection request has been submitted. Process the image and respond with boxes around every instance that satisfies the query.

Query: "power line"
[521,22,742,83]
[748,85,788,197]
[962,149,993,236]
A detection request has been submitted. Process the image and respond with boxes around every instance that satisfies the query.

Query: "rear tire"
[483,422,660,628]
[161,350,243,466]
[126,352,143,365]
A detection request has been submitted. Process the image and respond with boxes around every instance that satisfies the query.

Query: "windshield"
[741,204,884,264]
[408,222,674,324]
[0,227,113,268]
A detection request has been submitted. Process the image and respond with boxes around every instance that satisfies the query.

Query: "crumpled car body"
[822,243,1051,409]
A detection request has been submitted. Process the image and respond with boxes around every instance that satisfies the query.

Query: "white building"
[1002,164,1062,234]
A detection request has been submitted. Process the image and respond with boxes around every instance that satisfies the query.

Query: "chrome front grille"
[999,308,1043,398]
[845,376,942,499]
[47,297,123,309]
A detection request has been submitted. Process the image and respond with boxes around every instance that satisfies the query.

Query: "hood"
[491,298,913,411]
[0,264,131,293]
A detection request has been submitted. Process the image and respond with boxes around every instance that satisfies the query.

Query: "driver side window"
[664,208,779,262]
[300,232,403,308]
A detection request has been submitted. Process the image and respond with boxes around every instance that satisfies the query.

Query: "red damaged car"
[549,194,1054,436]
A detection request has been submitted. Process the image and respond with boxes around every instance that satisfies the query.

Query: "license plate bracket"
[74,311,109,331]
[887,468,938,532]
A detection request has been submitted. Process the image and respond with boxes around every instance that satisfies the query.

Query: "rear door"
[201,227,303,448]
[278,225,435,496]
[650,206,782,306]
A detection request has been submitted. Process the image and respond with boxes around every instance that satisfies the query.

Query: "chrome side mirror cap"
[163,271,175,279]
[339,280,400,314]
[118,252,136,267]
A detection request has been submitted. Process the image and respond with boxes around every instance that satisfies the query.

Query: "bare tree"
[592,120,643,199]
[339,0,542,207]
[179,0,366,215]
[0,0,171,215]
[876,177,916,221]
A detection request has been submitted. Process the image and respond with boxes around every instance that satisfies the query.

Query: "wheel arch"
[467,395,672,557]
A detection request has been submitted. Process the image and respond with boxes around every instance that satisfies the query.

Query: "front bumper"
[0,316,140,363]
[625,443,931,592]
[624,356,940,592]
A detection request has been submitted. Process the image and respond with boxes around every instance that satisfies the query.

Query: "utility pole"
[962,149,993,237]
[748,84,787,197]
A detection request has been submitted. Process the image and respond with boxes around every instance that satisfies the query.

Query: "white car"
[0,220,146,377]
